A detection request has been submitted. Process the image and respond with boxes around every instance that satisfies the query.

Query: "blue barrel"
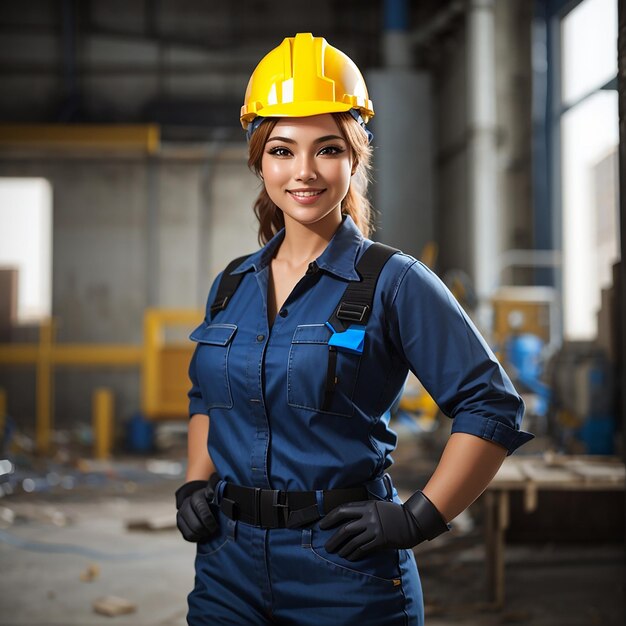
[126,412,155,453]
[578,416,615,455]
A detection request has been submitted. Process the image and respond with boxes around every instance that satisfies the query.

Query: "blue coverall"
[186,214,534,625]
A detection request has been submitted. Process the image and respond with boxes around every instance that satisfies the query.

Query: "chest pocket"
[287,324,362,418]
[189,323,237,410]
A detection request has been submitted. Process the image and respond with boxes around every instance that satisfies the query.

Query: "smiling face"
[260,114,353,227]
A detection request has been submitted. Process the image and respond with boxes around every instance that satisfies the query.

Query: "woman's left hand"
[319,500,424,561]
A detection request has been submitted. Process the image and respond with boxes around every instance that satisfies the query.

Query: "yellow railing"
[0,309,202,455]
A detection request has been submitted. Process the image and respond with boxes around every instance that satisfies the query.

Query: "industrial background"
[0,0,624,624]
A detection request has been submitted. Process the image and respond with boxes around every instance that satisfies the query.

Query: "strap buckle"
[209,295,229,314]
[336,301,369,323]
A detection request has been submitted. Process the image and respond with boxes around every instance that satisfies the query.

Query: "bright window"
[0,178,53,322]
[560,0,619,340]
[562,0,617,105]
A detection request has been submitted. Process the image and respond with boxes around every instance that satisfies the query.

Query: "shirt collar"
[230,214,364,281]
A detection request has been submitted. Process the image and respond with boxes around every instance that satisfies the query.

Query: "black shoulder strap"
[209,254,253,320]
[320,242,400,412]
[327,242,401,332]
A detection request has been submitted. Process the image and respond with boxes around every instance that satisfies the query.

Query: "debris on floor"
[126,515,176,532]
[92,595,137,617]
[79,563,100,582]
[0,429,186,500]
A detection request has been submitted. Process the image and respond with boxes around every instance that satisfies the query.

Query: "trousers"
[187,475,424,625]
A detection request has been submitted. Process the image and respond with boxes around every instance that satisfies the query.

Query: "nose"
[294,154,317,182]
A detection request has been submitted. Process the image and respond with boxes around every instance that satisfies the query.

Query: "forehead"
[269,114,343,139]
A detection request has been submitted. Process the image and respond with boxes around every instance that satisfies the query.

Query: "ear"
[351,157,359,176]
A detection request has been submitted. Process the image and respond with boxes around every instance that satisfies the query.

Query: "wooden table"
[483,454,625,607]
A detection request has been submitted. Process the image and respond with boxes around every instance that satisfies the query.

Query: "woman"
[175,33,534,625]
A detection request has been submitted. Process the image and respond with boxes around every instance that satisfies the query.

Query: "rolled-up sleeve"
[387,259,534,455]
[187,271,223,418]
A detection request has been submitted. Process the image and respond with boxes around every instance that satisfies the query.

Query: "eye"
[318,145,345,156]
[267,146,292,157]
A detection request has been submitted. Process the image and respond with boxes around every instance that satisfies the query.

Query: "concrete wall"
[0,145,259,429]
[368,70,435,260]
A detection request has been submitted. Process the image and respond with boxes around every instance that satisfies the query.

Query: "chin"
[282,205,341,226]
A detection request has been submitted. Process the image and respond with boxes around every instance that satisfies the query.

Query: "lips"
[286,188,326,205]
[287,189,325,198]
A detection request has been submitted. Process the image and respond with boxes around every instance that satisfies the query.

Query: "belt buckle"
[258,488,289,528]
[269,489,289,527]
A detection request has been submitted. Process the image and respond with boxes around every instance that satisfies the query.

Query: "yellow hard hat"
[240,33,374,132]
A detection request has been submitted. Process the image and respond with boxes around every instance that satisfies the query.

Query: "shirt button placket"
[251,329,269,488]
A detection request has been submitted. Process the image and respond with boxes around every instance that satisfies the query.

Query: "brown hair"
[247,112,375,246]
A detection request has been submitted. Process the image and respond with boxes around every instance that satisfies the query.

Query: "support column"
[467,0,498,333]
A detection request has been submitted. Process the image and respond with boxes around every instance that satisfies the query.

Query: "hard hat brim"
[241,101,360,129]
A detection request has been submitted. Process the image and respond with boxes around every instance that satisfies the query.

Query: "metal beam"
[0,125,160,154]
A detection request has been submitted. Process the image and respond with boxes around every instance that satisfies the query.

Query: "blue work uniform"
[186,214,534,625]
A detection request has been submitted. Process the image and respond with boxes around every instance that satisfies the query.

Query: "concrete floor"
[0,430,624,625]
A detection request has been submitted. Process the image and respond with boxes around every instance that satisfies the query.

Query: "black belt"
[212,477,375,529]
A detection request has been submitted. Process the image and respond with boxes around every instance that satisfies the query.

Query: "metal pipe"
[383,0,411,68]
[617,0,626,477]
[467,0,498,333]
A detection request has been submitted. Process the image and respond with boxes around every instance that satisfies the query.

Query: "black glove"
[318,490,450,561]
[175,479,219,543]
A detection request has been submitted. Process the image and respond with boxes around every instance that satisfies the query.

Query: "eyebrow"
[266,134,346,144]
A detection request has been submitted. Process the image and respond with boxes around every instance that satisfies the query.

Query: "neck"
[276,210,343,265]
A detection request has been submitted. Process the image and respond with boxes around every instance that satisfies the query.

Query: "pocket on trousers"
[196,510,229,558]
[306,524,403,587]
[287,324,362,417]
[189,323,237,410]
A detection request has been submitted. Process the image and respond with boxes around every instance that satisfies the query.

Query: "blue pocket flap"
[189,323,237,346]
[291,324,332,344]
[325,323,366,355]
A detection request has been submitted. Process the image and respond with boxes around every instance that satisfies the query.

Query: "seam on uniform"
[367,429,385,474]
[259,320,271,486]
[396,549,410,626]
[381,257,417,370]
[390,258,418,309]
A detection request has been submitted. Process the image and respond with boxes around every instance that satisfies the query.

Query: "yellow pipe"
[53,345,143,365]
[0,345,142,365]
[0,346,40,363]
[0,388,6,441]
[35,319,54,456]
[142,310,160,418]
[93,388,114,460]
[0,124,160,154]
